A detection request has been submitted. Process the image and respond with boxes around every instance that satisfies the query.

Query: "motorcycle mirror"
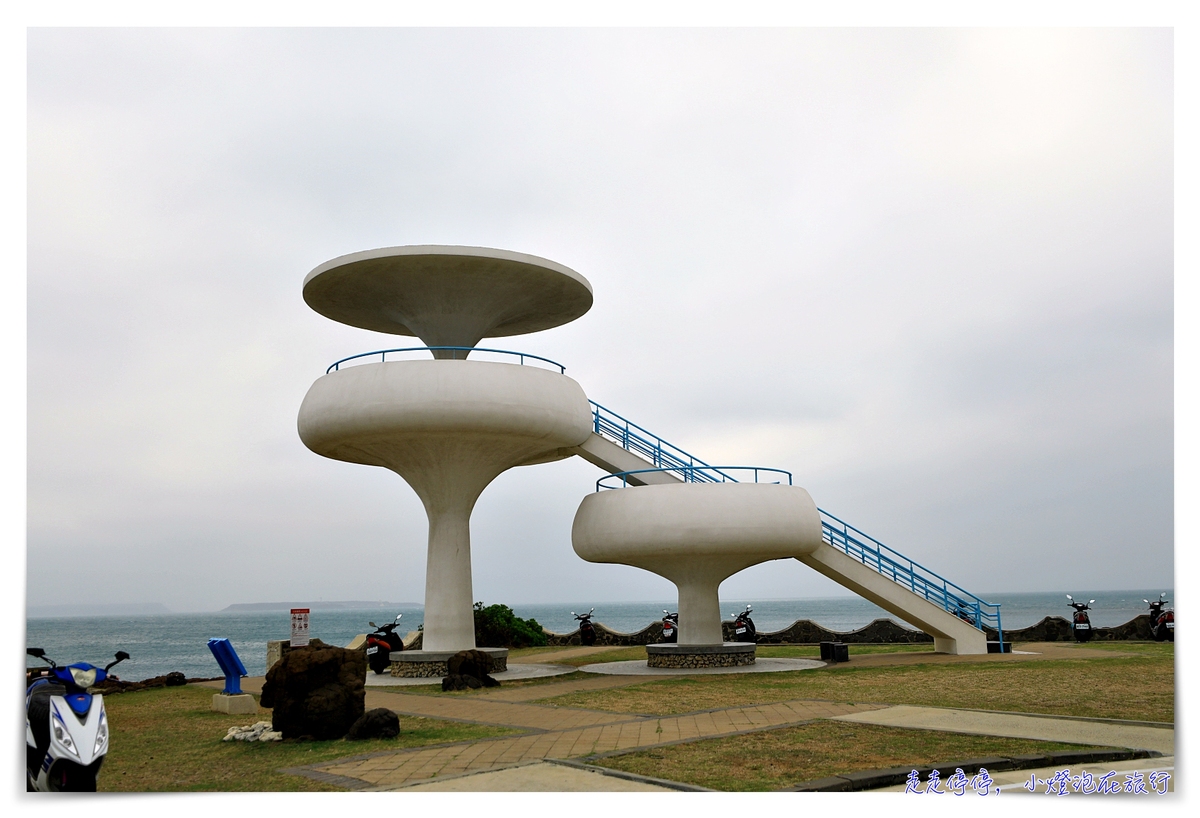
[571,611,576,616]
[395,614,403,623]
[1089,600,1095,605]
[589,607,595,614]
[27,647,45,659]
[115,651,130,662]
[1066,594,1073,601]
[1144,600,1150,605]
[1161,592,1168,599]
[369,622,377,628]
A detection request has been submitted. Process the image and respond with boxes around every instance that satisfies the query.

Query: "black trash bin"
[820,641,849,662]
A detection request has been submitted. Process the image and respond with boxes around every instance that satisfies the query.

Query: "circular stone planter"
[646,642,756,668]
[580,657,825,677]
[387,648,509,678]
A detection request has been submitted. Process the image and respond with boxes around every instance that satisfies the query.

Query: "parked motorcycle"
[573,608,597,646]
[26,647,129,791]
[366,614,405,674]
[1144,592,1174,642]
[731,605,757,643]
[660,610,679,643]
[1066,595,1095,643]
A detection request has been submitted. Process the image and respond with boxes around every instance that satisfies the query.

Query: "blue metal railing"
[597,465,792,491]
[819,509,1003,646]
[588,401,737,483]
[589,401,1003,646]
[327,346,566,374]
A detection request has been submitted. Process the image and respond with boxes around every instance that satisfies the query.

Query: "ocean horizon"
[26,588,1173,682]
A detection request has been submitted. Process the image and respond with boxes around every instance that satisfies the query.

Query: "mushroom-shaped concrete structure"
[303,245,593,357]
[298,246,594,665]
[572,478,824,647]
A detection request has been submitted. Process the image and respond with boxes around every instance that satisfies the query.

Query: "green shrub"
[473,602,548,648]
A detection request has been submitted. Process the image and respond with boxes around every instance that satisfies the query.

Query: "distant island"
[221,601,422,612]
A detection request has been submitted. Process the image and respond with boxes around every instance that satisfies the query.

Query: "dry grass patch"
[99,684,519,791]
[593,721,1114,792]
[537,645,1173,722]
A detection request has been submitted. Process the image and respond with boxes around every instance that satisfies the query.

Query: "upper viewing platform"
[302,245,593,356]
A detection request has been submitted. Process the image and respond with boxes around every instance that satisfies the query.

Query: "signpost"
[290,608,310,647]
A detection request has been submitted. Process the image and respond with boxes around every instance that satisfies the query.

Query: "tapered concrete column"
[573,483,824,646]
[421,501,476,651]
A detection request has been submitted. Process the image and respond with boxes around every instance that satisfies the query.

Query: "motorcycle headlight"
[70,667,97,689]
[94,708,109,755]
[52,717,80,758]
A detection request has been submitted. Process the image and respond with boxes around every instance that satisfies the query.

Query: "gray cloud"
[27,28,1172,611]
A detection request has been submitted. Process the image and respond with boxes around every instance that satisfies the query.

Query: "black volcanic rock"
[259,639,366,740]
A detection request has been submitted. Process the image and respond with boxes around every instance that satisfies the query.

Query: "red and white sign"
[290,608,310,647]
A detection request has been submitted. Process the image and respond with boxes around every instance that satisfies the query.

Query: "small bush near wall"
[473,602,549,648]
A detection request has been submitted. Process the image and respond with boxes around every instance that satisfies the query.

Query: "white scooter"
[26,647,129,791]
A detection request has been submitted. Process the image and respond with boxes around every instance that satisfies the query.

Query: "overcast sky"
[24,27,1174,613]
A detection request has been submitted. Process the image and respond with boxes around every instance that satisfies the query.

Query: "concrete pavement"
[832,705,1174,754]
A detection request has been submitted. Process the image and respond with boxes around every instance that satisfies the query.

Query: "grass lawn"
[537,643,1174,722]
[592,721,1116,792]
[99,684,520,791]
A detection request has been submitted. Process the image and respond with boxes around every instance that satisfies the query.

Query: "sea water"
[25,589,1172,682]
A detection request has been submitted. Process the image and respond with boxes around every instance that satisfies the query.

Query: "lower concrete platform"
[366,662,576,687]
[580,657,824,676]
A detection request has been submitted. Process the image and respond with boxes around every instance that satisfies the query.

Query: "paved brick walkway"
[306,696,883,789]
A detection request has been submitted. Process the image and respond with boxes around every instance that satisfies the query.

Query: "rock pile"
[441,649,500,691]
[223,721,283,742]
[90,671,197,694]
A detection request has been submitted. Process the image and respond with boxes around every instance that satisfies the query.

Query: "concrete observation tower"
[297,246,597,674]
[299,244,992,674]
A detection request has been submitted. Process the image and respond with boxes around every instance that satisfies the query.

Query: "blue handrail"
[327,346,566,375]
[597,465,793,491]
[588,401,737,483]
[587,401,1003,648]
[818,509,1003,647]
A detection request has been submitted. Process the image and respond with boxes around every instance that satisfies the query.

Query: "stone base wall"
[389,652,508,678]
[647,651,755,669]
[646,645,756,668]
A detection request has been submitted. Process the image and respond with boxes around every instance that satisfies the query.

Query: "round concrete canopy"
[303,245,594,348]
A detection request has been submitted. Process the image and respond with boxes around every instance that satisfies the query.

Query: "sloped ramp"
[798,544,987,654]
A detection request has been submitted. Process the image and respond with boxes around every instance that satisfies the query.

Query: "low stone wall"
[744,617,935,645]
[546,617,931,646]
[547,614,1159,647]
[544,620,664,647]
[646,644,756,668]
[984,614,1154,643]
